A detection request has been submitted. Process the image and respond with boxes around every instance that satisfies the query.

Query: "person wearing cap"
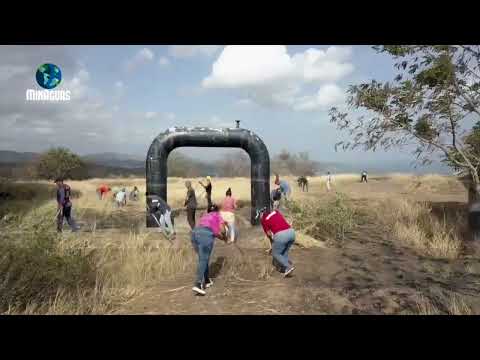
[55,178,79,233]
[199,176,213,211]
[257,207,296,277]
[191,204,229,295]
[184,181,197,230]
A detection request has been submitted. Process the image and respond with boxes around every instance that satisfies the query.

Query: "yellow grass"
[416,293,472,315]
[375,197,462,259]
[1,173,468,314]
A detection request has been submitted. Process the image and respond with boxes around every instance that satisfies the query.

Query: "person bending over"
[191,204,229,295]
[257,207,296,277]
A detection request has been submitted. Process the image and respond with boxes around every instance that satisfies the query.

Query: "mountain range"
[0,150,452,175]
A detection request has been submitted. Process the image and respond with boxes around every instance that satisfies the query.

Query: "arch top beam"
[146,126,271,226]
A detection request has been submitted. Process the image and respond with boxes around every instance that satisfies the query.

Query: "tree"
[329,45,480,200]
[216,151,250,177]
[36,147,87,180]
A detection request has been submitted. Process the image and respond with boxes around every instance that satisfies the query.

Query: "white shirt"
[116,191,126,202]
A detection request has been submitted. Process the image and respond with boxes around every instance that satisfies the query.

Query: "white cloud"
[202,45,353,111]
[293,83,346,111]
[124,48,155,72]
[292,47,354,83]
[158,56,170,67]
[166,112,176,121]
[145,112,157,119]
[168,45,221,58]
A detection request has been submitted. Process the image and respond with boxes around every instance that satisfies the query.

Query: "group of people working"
[96,185,140,207]
[175,175,297,296]
[54,175,297,297]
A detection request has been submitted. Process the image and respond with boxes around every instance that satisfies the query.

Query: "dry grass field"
[1,173,480,314]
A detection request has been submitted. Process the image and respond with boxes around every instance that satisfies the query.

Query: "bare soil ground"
[115,176,480,315]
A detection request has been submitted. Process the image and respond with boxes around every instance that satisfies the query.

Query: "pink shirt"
[198,211,225,236]
[221,196,237,213]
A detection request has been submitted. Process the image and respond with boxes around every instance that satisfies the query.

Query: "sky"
[0,45,451,172]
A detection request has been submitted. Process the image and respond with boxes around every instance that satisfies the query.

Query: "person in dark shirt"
[361,171,368,183]
[199,176,213,210]
[184,181,197,230]
[55,178,79,233]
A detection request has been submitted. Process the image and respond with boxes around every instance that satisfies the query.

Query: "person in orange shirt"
[97,184,110,200]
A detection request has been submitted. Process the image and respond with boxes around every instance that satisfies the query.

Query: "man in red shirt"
[257,207,296,277]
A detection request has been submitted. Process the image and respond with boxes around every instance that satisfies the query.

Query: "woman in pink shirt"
[220,188,237,244]
[191,204,229,295]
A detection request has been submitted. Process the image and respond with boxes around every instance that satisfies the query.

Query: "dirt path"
[115,179,480,315]
[116,209,480,315]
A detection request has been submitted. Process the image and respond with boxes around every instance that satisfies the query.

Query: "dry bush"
[375,198,462,259]
[416,293,472,315]
[286,193,358,243]
[0,180,196,314]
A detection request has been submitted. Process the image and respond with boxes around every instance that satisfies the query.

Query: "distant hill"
[0,151,39,163]
[0,150,453,178]
[82,153,145,169]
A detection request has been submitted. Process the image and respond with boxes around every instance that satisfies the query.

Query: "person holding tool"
[184,181,197,230]
[191,204,229,295]
[148,195,176,242]
[257,207,296,277]
[199,176,213,211]
[55,178,79,233]
[220,187,238,243]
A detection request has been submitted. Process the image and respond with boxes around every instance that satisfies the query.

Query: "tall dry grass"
[0,179,196,314]
[374,198,463,259]
[416,293,472,315]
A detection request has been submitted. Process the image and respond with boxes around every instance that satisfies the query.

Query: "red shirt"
[261,210,291,235]
[99,185,109,194]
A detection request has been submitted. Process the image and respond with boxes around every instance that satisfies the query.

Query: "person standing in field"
[326,172,333,192]
[191,204,229,295]
[130,186,140,201]
[184,181,197,230]
[257,207,296,277]
[199,176,213,210]
[55,178,79,233]
[220,187,237,243]
[361,171,368,183]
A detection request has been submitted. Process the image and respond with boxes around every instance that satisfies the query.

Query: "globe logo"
[36,63,62,90]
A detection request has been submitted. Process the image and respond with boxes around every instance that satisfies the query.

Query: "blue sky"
[0,45,451,172]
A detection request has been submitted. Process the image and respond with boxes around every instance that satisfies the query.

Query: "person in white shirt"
[326,172,333,192]
[115,188,127,207]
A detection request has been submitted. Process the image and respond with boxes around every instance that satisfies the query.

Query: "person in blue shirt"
[55,178,79,233]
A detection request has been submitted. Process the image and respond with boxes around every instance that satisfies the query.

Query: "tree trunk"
[463,172,480,241]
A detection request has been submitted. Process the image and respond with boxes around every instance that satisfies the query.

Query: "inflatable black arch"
[146,126,271,226]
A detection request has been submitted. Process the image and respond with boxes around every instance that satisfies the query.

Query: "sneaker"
[192,283,206,295]
[205,278,214,288]
[284,266,296,277]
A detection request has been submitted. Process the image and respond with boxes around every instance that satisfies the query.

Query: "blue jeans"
[272,228,295,271]
[191,227,215,285]
[57,205,78,232]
